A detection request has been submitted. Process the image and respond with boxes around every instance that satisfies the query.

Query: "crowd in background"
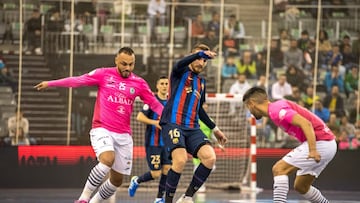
[0,0,360,150]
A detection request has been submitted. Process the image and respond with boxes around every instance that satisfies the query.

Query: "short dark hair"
[242,87,268,103]
[118,47,134,55]
[158,76,168,81]
[191,43,210,53]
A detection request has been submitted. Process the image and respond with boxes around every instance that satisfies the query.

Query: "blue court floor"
[0,188,359,203]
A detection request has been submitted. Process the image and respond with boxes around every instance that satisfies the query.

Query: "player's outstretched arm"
[34,81,49,90]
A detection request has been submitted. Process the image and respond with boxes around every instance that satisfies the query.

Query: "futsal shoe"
[154,197,164,203]
[74,200,88,203]
[175,194,194,203]
[128,176,139,197]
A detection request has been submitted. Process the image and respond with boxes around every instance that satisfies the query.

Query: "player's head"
[190,43,210,74]
[115,47,135,78]
[156,76,169,96]
[242,87,268,119]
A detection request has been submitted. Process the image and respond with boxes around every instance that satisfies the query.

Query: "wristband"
[198,51,212,59]
[213,126,220,132]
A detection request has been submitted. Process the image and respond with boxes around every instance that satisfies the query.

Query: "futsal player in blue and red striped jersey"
[128,76,171,203]
[160,44,228,203]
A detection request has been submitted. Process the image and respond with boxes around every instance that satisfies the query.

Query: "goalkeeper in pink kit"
[242,87,336,203]
[34,47,164,203]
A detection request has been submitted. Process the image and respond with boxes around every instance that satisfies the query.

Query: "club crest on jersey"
[119,82,126,90]
[130,87,135,94]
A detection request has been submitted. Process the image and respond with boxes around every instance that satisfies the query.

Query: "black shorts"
[145,146,171,170]
[161,123,211,159]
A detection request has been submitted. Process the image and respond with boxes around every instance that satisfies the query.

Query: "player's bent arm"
[291,114,317,152]
[137,112,160,127]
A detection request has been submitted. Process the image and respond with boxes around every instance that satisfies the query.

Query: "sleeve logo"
[279,109,287,121]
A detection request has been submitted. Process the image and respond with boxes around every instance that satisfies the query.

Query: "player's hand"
[308,150,321,163]
[213,129,228,147]
[34,81,49,91]
[154,120,162,130]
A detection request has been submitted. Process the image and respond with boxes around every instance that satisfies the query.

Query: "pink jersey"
[268,100,335,142]
[48,67,163,134]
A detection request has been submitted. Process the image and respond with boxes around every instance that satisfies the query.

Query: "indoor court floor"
[0,188,359,203]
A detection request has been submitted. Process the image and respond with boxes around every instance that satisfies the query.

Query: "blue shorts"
[145,146,171,170]
[161,123,211,159]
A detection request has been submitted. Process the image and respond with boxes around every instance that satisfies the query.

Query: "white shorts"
[90,127,133,175]
[282,139,337,178]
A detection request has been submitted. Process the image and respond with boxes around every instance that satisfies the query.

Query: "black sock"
[185,163,212,197]
[165,169,181,203]
[137,171,154,184]
[157,174,167,198]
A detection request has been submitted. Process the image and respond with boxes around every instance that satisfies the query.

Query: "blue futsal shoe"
[128,176,139,197]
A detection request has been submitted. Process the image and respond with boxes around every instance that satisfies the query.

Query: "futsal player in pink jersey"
[242,87,337,203]
[34,47,164,203]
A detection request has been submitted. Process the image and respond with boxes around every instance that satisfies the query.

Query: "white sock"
[273,175,289,203]
[302,186,329,203]
[89,179,118,203]
[78,162,111,201]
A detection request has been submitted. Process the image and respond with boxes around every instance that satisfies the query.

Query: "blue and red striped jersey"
[160,52,215,129]
[142,95,167,147]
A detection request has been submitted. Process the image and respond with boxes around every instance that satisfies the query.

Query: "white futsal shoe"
[175,194,194,203]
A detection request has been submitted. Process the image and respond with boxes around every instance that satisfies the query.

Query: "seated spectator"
[325,43,343,67]
[323,65,344,93]
[339,35,351,54]
[314,99,330,123]
[221,55,238,80]
[229,73,251,115]
[327,113,341,138]
[224,14,245,44]
[283,39,303,69]
[263,38,284,69]
[147,0,166,42]
[285,64,306,91]
[297,30,310,51]
[25,9,42,55]
[200,30,218,51]
[316,30,332,67]
[4,109,35,146]
[301,85,320,109]
[338,115,358,150]
[255,52,270,79]
[0,60,17,93]
[323,85,345,117]
[284,85,301,103]
[342,44,357,68]
[271,73,292,100]
[191,13,206,46]
[236,50,257,79]
[254,74,267,90]
[344,65,359,98]
[207,11,220,37]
